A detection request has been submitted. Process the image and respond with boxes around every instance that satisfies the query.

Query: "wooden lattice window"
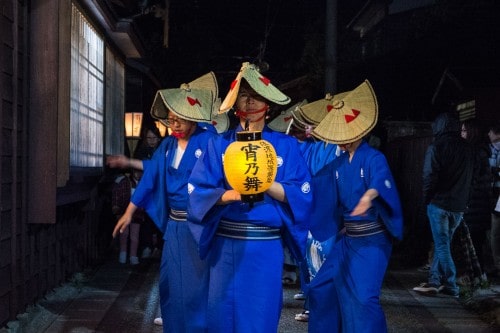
[70,5,105,167]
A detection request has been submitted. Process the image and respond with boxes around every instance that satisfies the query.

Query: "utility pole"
[324,0,338,94]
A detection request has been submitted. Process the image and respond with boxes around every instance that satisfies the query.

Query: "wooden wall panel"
[0,0,111,327]
[27,0,58,225]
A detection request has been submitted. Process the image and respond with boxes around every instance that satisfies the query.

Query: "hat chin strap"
[171,132,185,139]
[234,105,269,123]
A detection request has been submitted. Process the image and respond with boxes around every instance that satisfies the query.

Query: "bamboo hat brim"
[209,97,229,133]
[210,111,230,133]
[268,100,307,133]
[299,91,350,125]
[151,72,218,124]
[312,80,378,144]
[290,108,312,129]
[219,62,291,113]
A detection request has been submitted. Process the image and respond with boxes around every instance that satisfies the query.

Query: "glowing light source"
[124,112,143,156]
[223,131,277,203]
[155,120,168,137]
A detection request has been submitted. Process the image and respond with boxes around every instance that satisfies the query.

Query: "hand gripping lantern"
[223,131,277,203]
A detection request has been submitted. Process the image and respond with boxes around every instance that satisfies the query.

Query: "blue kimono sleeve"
[367,152,404,240]
[142,159,152,172]
[187,136,228,259]
[307,141,339,176]
[274,138,313,261]
[308,161,342,242]
[131,139,170,233]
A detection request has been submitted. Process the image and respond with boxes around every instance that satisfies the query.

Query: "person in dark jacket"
[488,122,500,276]
[413,112,474,298]
[455,120,492,285]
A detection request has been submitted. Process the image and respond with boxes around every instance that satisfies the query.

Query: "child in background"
[112,169,145,265]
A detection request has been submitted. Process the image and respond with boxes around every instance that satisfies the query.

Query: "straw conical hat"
[151,72,218,123]
[187,71,219,98]
[209,97,229,133]
[210,111,230,133]
[268,100,307,133]
[299,91,350,125]
[290,107,312,130]
[312,80,378,144]
[219,62,290,113]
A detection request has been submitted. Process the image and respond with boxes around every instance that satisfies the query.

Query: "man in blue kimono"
[271,100,342,322]
[290,104,342,325]
[187,63,313,333]
[113,72,219,333]
[308,80,404,333]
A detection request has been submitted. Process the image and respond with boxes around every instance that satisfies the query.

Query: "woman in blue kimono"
[294,124,341,325]
[187,63,313,333]
[113,73,219,333]
[308,80,403,333]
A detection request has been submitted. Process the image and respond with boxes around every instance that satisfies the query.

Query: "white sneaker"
[119,251,127,264]
[294,292,305,300]
[295,310,309,322]
[129,256,139,265]
[154,317,163,325]
[412,282,443,295]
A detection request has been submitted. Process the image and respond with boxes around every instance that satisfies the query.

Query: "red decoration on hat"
[284,116,293,122]
[344,109,360,123]
[230,79,238,90]
[259,76,271,86]
[187,96,202,107]
[326,105,334,112]
[212,120,218,126]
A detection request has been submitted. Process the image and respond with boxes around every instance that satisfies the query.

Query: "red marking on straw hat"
[326,105,334,112]
[345,109,360,123]
[212,120,218,125]
[187,96,201,107]
[230,79,238,90]
[284,116,293,122]
[259,76,270,86]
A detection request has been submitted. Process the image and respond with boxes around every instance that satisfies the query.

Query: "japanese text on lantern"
[241,143,263,191]
[261,141,275,183]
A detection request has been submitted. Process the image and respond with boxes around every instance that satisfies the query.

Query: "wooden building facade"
[0,0,160,326]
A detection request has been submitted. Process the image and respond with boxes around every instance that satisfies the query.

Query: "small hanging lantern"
[223,131,277,203]
[124,112,143,156]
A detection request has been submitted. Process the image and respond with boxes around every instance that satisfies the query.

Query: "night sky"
[122,0,500,122]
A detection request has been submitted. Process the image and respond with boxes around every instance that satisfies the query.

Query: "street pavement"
[2,252,499,333]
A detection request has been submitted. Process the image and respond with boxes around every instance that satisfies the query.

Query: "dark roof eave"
[81,0,147,58]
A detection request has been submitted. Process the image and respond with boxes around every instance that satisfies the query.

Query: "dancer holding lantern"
[113,72,219,333]
[308,80,403,332]
[187,62,312,333]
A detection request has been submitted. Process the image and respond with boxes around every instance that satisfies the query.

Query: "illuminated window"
[70,5,105,167]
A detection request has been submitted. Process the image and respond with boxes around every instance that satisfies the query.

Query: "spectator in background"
[488,122,500,278]
[112,169,145,265]
[453,119,491,289]
[413,112,474,298]
[135,125,162,159]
